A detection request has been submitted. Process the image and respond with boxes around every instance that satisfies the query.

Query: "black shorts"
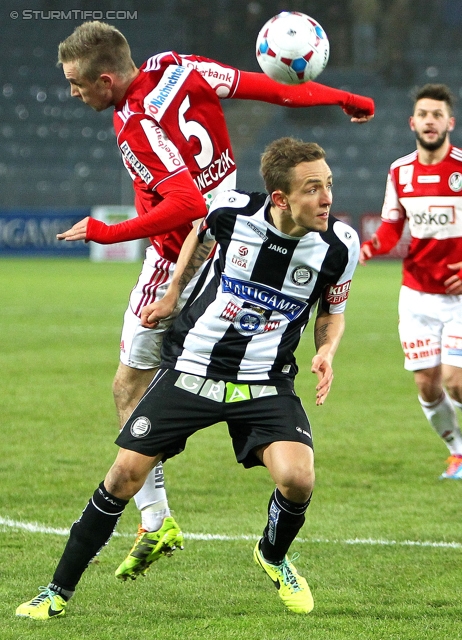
[116,369,313,468]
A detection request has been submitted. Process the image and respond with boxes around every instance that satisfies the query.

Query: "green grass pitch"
[1,257,461,639]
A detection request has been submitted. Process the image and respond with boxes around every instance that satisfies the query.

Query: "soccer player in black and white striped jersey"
[16,138,359,617]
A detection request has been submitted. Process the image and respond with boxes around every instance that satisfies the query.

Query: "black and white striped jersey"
[160,190,359,382]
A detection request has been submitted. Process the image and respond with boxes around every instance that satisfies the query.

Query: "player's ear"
[409,115,415,131]
[448,116,455,132]
[99,73,114,88]
[272,190,288,209]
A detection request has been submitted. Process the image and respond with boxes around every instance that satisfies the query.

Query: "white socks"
[418,392,462,454]
[133,462,171,532]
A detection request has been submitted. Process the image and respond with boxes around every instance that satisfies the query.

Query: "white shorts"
[398,285,462,371]
[120,245,199,370]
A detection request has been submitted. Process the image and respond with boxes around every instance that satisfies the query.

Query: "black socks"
[260,487,311,564]
[51,482,128,593]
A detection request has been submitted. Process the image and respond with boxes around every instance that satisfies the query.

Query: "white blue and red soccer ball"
[256,11,330,84]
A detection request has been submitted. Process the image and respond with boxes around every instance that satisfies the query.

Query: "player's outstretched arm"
[232,71,374,122]
[57,174,206,244]
[312,311,345,406]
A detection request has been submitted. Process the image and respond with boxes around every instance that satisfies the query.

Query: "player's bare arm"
[312,311,345,405]
[141,229,215,328]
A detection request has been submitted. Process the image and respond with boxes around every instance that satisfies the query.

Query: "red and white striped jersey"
[382,145,462,293]
[113,53,238,262]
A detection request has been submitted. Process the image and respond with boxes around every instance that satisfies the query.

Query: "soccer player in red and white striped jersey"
[360,83,462,479]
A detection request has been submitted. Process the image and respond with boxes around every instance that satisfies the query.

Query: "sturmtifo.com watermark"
[10,10,138,20]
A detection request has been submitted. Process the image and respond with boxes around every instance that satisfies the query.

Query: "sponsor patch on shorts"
[174,372,278,403]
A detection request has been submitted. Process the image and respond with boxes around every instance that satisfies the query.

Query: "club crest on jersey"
[449,172,462,192]
[399,165,414,192]
[291,266,313,286]
[221,275,307,321]
[235,309,267,335]
[325,280,351,304]
[219,300,280,335]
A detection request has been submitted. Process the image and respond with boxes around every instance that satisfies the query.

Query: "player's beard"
[415,130,448,152]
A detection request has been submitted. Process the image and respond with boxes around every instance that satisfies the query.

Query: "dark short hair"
[260,137,326,195]
[413,83,455,115]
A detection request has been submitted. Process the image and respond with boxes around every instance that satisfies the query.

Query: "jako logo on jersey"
[268,243,288,254]
[410,208,455,226]
[325,280,351,304]
[130,416,151,438]
[120,141,153,184]
[449,172,462,192]
[291,266,313,286]
[143,66,188,117]
[194,149,235,191]
[221,275,307,321]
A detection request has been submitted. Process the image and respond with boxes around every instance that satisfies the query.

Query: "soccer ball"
[256,11,329,84]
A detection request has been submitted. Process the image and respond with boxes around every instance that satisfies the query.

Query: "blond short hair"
[58,21,135,81]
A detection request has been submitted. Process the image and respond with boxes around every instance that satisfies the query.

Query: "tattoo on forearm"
[314,321,332,348]
[178,241,213,292]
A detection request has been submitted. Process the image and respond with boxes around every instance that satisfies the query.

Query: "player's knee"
[105,459,146,500]
[414,373,442,402]
[445,380,462,404]
[281,465,315,502]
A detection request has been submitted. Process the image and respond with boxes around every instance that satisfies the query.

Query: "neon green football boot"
[253,540,314,614]
[16,586,67,620]
[115,516,184,581]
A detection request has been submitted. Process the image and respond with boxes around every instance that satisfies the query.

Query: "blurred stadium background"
[1,0,461,257]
